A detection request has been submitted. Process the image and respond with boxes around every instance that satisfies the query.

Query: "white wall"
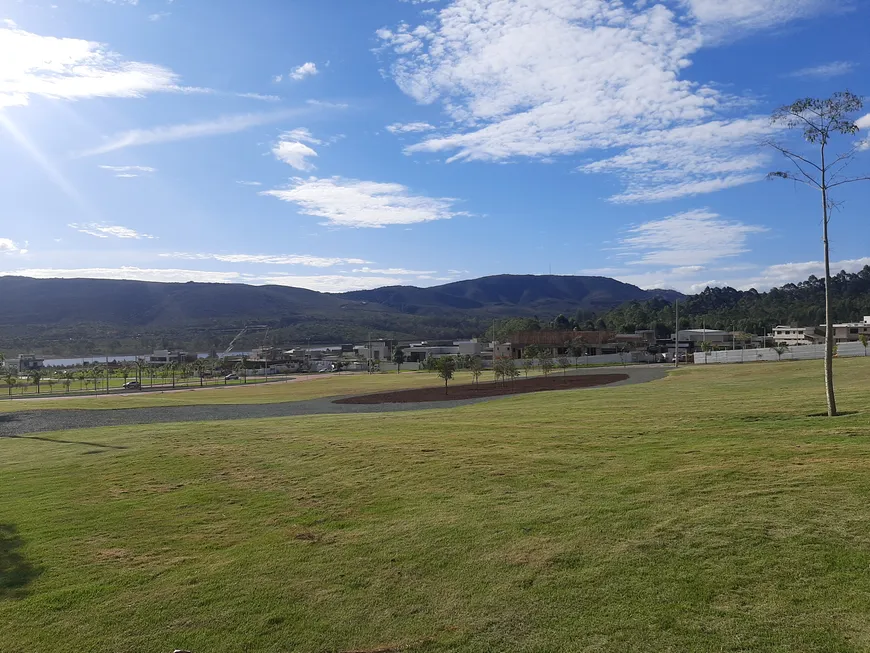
[695,341,869,364]
[377,362,422,372]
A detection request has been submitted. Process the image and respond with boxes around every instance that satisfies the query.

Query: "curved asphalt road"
[0,366,668,438]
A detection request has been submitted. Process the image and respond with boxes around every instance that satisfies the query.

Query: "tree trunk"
[821,176,837,417]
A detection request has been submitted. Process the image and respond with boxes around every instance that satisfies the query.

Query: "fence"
[694,341,869,365]
[378,353,645,372]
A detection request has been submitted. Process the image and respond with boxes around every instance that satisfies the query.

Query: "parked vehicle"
[224,373,240,381]
[122,381,141,390]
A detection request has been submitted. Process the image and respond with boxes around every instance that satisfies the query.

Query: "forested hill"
[600,267,870,336]
[2,268,866,355]
[0,274,681,356]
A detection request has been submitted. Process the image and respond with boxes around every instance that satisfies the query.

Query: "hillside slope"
[0,274,679,355]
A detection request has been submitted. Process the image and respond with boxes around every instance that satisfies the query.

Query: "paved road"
[0,366,668,438]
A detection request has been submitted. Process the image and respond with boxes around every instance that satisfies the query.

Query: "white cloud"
[0,267,448,292]
[0,22,185,109]
[305,99,349,110]
[0,238,20,254]
[148,12,171,21]
[237,92,281,102]
[686,0,829,33]
[579,267,631,276]
[280,127,322,144]
[69,223,156,239]
[787,61,856,79]
[619,209,767,266]
[272,129,322,171]
[98,164,156,178]
[855,113,870,130]
[3,267,242,284]
[258,274,408,292]
[579,118,773,203]
[160,252,371,267]
[262,176,463,228]
[352,266,436,275]
[386,121,435,134]
[377,0,818,202]
[273,140,318,171]
[236,180,262,186]
[604,256,870,294]
[743,257,870,291]
[79,110,304,156]
[290,62,318,81]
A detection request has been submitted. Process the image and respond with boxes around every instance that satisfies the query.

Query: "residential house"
[830,317,870,343]
[773,326,826,347]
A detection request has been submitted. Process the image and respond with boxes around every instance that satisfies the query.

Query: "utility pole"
[674,300,680,368]
[701,318,707,365]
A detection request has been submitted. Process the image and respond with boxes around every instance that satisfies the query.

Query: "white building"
[405,342,459,361]
[830,317,870,343]
[355,340,392,361]
[773,326,825,347]
[676,329,734,346]
[457,340,484,356]
[147,350,195,365]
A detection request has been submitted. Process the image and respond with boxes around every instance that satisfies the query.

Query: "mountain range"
[0,275,682,356]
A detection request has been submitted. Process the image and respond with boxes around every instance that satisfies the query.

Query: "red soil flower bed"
[334,373,629,404]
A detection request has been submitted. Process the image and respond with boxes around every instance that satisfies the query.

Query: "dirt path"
[0,367,668,438]
[336,373,629,403]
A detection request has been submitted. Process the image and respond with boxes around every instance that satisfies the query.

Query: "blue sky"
[1,0,869,294]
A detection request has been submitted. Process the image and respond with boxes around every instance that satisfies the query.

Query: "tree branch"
[767,146,822,188]
[767,172,818,189]
[827,175,870,189]
[767,141,822,174]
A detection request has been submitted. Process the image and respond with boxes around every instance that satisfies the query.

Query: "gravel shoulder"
[0,366,668,438]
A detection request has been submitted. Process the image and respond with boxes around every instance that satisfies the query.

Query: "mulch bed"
[334,373,629,404]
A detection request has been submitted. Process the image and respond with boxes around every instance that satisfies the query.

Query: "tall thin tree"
[766,91,870,417]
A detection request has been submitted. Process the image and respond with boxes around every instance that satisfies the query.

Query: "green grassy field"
[2,359,870,652]
[0,370,487,411]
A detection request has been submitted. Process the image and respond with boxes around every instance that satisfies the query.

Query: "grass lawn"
[0,370,488,412]
[2,359,870,652]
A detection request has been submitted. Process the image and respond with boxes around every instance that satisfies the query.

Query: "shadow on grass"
[0,524,42,599]
[1,434,128,450]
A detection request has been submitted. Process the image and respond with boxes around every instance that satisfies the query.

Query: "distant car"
[224,373,240,380]
[122,381,141,390]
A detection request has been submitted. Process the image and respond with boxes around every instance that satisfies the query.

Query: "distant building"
[677,329,734,346]
[405,341,460,362]
[829,317,870,343]
[773,326,826,347]
[147,350,196,366]
[355,340,394,362]
[456,340,484,357]
[508,330,618,358]
[249,346,291,363]
[17,354,44,373]
[772,317,870,346]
